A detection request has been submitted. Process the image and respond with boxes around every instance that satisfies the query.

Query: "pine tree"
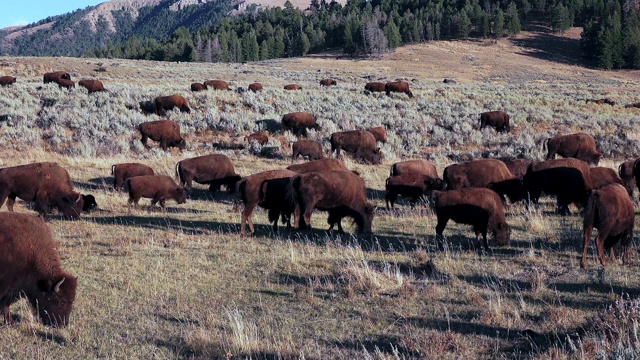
[384,18,402,49]
[550,4,571,33]
[493,8,505,40]
[260,39,270,60]
[506,2,521,36]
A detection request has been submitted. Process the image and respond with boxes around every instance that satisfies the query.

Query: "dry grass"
[1,32,640,358]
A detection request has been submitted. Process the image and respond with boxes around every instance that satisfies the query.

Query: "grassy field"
[1,31,640,359]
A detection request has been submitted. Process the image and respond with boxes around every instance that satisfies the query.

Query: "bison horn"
[75,195,82,203]
[54,278,65,293]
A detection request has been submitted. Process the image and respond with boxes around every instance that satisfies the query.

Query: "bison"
[619,159,638,196]
[43,71,70,84]
[0,162,84,220]
[0,212,77,327]
[191,82,207,92]
[245,131,269,145]
[385,174,444,209]
[81,194,98,212]
[236,169,297,236]
[365,82,386,93]
[291,170,374,233]
[433,188,511,251]
[248,83,263,92]
[56,79,75,89]
[479,111,510,132]
[330,130,382,165]
[0,76,16,86]
[503,159,532,179]
[126,175,186,210]
[367,126,388,143]
[138,119,186,151]
[625,102,640,108]
[204,80,230,90]
[320,79,337,87]
[78,79,106,93]
[590,167,625,190]
[581,183,635,268]
[390,159,439,178]
[284,84,302,90]
[544,133,601,165]
[258,177,298,233]
[586,98,615,106]
[112,163,155,191]
[176,154,241,193]
[282,112,320,136]
[443,159,513,190]
[154,94,191,115]
[523,158,593,214]
[443,79,457,84]
[291,140,324,163]
[287,158,347,173]
[385,81,413,98]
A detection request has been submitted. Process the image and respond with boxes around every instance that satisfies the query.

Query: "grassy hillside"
[1,35,640,358]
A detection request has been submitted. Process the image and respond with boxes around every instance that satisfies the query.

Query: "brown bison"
[284,84,302,90]
[619,159,638,196]
[248,83,263,92]
[245,131,269,145]
[126,175,186,210]
[78,79,106,93]
[138,119,186,151]
[0,162,84,220]
[43,71,70,84]
[443,159,513,190]
[287,158,347,173]
[390,159,439,178]
[586,98,615,106]
[291,140,324,163]
[367,126,388,143]
[365,82,386,93]
[320,79,337,87]
[487,178,529,204]
[479,111,510,132]
[258,177,298,233]
[385,81,413,98]
[111,163,155,191]
[590,167,625,190]
[0,213,77,327]
[330,130,383,165]
[175,154,241,193]
[291,170,374,233]
[503,159,532,179]
[385,174,445,208]
[282,112,320,136]
[433,188,511,251]
[625,102,640,108]
[544,133,601,165]
[581,183,635,268]
[57,79,75,89]
[523,158,593,214]
[191,82,206,92]
[204,79,230,90]
[154,94,191,115]
[0,76,16,86]
[236,169,297,236]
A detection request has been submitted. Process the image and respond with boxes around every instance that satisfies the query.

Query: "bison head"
[175,187,187,204]
[588,152,601,166]
[172,138,187,150]
[493,221,511,246]
[82,194,98,212]
[57,193,84,220]
[361,203,375,233]
[31,273,77,327]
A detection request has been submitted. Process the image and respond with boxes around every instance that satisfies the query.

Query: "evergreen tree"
[384,18,401,49]
[506,2,521,36]
[260,39,270,60]
[550,4,571,33]
[493,8,505,39]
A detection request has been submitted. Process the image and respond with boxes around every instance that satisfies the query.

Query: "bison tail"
[237,178,248,204]
[583,190,598,229]
[175,162,182,182]
[543,138,549,151]
[111,165,115,175]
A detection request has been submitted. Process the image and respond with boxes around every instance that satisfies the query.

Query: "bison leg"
[141,134,150,149]
[581,225,594,269]
[241,204,256,236]
[5,193,17,212]
[595,232,611,267]
[2,305,15,326]
[435,214,449,249]
[160,140,168,151]
[476,231,490,252]
[35,195,51,221]
[385,191,397,209]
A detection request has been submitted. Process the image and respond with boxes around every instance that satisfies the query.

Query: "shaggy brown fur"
[111,163,155,191]
[385,81,413,98]
[390,160,439,178]
[138,119,186,151]
[191,83,206,92]
[284,84,302,90]
[282,112,320,136]
[248,83,263,92]
[618,159,637,196]
[443,159,513,190]
[385,174,445,208]
[0,76,16,86]
[287,158,347,173]
[365,82,386,92]
[43,71,70,84]
[503,159,532,179]
[330,130,382,165]
[259,176,298,233]
[154,94,191,115]
[78,79,106,93]
[319,79,337,86]
[590,167,625,190]
[586,98,615,106]
[544,133,601,165]
[245,131,269,145]
[479,111,510,132]
[204,80,230,90]
[291,140,324,163]
[176,154,241,193]
[367,126,388,143]
[56,78,75,89]
[126,175,186,210]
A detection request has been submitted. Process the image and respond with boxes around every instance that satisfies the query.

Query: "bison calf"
[78,79,106,94]
[282,112,320,136]
[248,83,263,92]
[367,126,388,143]
[284,84,302,90]
[385,174,444,209]
[112,163,155,191]
[176,154,241,193]
[154,94,191,115]
[385,81,413,98]
[365,82,386,93]
[479,111,510,132]
[291,140,324,163]
[191,82,206,92]
[205,80,230,90]
[139,119,186,151]
[126,175,186,210]
[320,79,337,87]
[0,76,16,86]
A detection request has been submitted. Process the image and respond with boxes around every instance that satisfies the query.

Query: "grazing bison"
[126,175,186,210]
[204,80,230,90]
[248,83,263,92]
[443,79,457,84]
[503,159,532,179]
[287,158,347,173]
[625,102,640,108]
[284,84,302,90]
[291,170,374,233]
[330,130,382,165]
[258,177,298,233]
[112,163,155,191]
[176,154,241,193]
[320,79,337,87]
[0,76,16,86]
[487,178,529,204]
[385,81,413,98]
[0,162,84,220]
[81,194,98,212]
[78,79,106,93]
[138,119,186,151]
[523,158,593,214]
[291,140,324,163]
[365,82,386,93]
[56,79,75,89]
[282,112,319,136]
[479,111,510,132]
[385,174,445,209]
[191,82,206,92]
[139,100,157,114]
[619,159,638,196]
[0,213,77,327]
[390,160,439,178]
[443,159,513,190]
[43,71,70,84]
[155,94,191,115]
[433,188,511,251]
[586,98,615,106]
[545,133,601,165]
[236,169,297,236]
[590,167,625,190]
[245,131,269,145]
[367,126,388,143]
[581,183,635,268]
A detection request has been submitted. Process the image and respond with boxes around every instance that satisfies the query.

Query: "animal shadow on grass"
[405,316,517,340]
[366,188,385,201]
[73,178,111,192]
[34,329,67,345]
[90,215,239,235]
[186,187,237,204]
[510,32,589,67]
[326,336,419,358]
[155,336,312,360]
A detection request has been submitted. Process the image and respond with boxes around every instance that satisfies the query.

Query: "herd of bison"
[1,70,639,331]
